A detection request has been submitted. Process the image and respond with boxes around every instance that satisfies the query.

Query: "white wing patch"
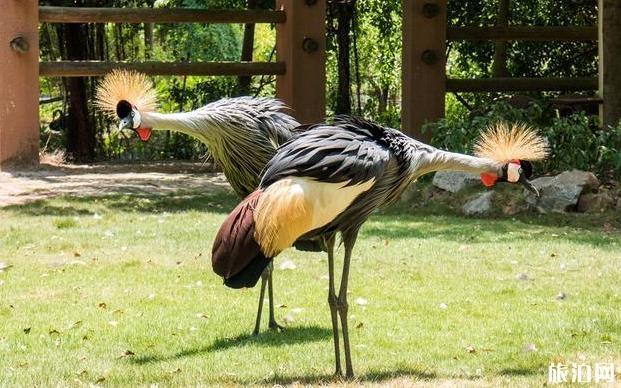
[254,176,375,256]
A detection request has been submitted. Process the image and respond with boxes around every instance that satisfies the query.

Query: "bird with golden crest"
[95,69,315,336]
[212,116,548,378]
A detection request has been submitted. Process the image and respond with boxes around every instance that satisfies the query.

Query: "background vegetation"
[38,0,620,178]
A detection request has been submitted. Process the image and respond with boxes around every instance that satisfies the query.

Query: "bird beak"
[119,116,133,131]
[519,174,540,197]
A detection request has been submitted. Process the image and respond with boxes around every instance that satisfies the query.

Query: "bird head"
[475,123,549,197]
[95,70,157,142]
[116,100,151,141]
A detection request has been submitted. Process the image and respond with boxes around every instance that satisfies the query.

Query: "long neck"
[408,142,503,178]
[140,111,207,139]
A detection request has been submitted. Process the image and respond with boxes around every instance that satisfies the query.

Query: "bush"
[423,101,621,180]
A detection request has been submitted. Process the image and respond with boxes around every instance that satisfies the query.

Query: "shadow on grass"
[259,367,437,385]
[499,367,543,376]
[5,186,619,249]
[362,206,620,249]
[130,325,331,365]
[4,189,238,216]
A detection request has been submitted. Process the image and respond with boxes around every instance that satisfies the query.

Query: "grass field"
[1,186,620,386]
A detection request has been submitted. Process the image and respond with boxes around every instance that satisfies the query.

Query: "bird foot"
[268,320,285,332]
[333,368,354,380]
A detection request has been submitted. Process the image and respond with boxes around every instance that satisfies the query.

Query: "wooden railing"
[38,6,287,78]
[445,26,598,93]
[0,1,326,167]
[39,61,286,77]
[39,6,286,24]
[400,0,620,141]
[35,1,326,126]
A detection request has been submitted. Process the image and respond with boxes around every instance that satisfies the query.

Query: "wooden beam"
[447,26,598,41]
[275,0,326,125]
[446,77,598,92]
[1,0,40,168]
[39,6,286,24]
[39,61,285,77]
[598,0,621,128]
[402,0,447,141]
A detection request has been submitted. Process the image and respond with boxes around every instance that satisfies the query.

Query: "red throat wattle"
[480,172,498,187]
[480,159,522,187]
[136,127,152,142]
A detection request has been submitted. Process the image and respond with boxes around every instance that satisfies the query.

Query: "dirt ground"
[0,162,230,207]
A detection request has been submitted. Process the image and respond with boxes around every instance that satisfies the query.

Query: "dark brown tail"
[212,190,272,289]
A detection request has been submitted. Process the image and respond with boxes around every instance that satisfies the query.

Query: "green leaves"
[425,100,621,179]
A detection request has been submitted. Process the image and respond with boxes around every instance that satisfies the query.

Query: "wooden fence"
[37,6,288,78]
[0,1,325,167]
[1,0,620,167]
[402,0,620,141]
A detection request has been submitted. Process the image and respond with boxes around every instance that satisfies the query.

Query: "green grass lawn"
[1,187,620,386]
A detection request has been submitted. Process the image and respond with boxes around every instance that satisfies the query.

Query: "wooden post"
[401,0,447,141]
[598,0,621,129]
[276,0,326,124]
[0,0,39,169]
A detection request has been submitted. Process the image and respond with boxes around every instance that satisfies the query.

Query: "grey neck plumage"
[402,136,504,179]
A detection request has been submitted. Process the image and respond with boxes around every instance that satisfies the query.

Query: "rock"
[433,171,480,193]
[503,198,527,215]
[463,191,494,215]
[577,192,614,213]
[556,170,599,192]
[525,170,600,213]
[516,273,529,281]
[0,262,12,272]
[399,184,418,203]
[400,183,447,204]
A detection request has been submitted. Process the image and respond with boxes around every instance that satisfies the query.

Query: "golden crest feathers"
[474,122,549,163]
[95,69,158,117]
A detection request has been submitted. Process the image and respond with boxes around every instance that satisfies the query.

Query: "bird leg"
[252,267,269,336]
[253,262,282,335]
[267,267,284,331]
[337,234,357,379]
[325,236,342,376]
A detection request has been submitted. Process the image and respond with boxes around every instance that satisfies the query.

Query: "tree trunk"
[115,24,125,60]
[491,0,510,77]
[238,0,259,95]
[63,22,95,162]
[329,0,356,115]
[96,24,106,61]
[144,23,154,59]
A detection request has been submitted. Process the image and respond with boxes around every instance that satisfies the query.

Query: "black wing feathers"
[260,118,392,188]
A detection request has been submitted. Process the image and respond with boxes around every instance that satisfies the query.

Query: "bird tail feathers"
[212,190,272,289]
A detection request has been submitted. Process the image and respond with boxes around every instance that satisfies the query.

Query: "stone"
[516,273,529,281]
[555,170,599,192]
[525,170,600,213]
[502,198,527,215]
[463,191,494,215]
[577,192,615,213]
[432,171,480,193]
[399,183,420,203]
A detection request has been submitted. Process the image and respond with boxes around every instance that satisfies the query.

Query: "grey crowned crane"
[95,70,306,335]
[212,116,548,378]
